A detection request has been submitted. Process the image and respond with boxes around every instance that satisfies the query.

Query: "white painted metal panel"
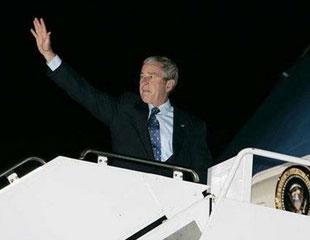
[0,156,207,240]
[202,198,309,240]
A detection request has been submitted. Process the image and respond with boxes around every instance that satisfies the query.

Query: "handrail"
[0,157,46,179]
[207,147,310,224]
[79,149,200,183]
[219,148,310,202]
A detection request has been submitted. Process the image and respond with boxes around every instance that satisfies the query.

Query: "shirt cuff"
[46,55,62,71]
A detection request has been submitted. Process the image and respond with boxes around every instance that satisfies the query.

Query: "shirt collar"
[148,99,172,115]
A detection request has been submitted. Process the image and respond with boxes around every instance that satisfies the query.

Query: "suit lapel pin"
[180,124,185,128]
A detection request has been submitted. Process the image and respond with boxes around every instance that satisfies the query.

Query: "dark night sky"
[1,0,310,171]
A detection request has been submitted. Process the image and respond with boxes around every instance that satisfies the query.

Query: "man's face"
[139,62,174,106]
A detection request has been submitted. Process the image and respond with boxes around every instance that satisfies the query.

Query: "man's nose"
[141,76,151,83]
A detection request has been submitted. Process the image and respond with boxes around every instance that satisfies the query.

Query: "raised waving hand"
[30,18,56,62]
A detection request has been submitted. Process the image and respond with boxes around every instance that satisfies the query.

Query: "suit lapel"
[133,101,154,160]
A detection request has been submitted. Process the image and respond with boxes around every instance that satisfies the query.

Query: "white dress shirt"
[148,101,174,161]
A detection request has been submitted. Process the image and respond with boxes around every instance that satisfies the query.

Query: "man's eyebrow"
[140,72,158,75]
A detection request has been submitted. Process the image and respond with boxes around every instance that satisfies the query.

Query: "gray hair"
[143,56,179,87]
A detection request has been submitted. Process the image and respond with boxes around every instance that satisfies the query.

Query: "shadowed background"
[1,0,310,172]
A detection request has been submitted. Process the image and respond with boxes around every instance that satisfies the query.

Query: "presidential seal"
[275,165,310,215]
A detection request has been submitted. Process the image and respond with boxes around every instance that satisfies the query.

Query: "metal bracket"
[173,170,183,180]
[7,173,19,184]
[97,156,108,165]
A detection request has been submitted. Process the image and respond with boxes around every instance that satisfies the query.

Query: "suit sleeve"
[47,62,118,127]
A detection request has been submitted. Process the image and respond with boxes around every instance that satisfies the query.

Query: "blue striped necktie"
[148,107,161,161]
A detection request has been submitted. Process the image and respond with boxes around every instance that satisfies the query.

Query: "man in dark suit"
[31,17,213,183]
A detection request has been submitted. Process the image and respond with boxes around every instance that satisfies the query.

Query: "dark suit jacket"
[47,62,213,183]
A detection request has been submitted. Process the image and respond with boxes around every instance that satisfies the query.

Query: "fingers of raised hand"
[33,18,40,35]
[30,28,37,38]
[40,18,47,34]
[33,17,47,37]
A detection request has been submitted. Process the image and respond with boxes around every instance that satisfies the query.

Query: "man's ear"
[166,79,176,93]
